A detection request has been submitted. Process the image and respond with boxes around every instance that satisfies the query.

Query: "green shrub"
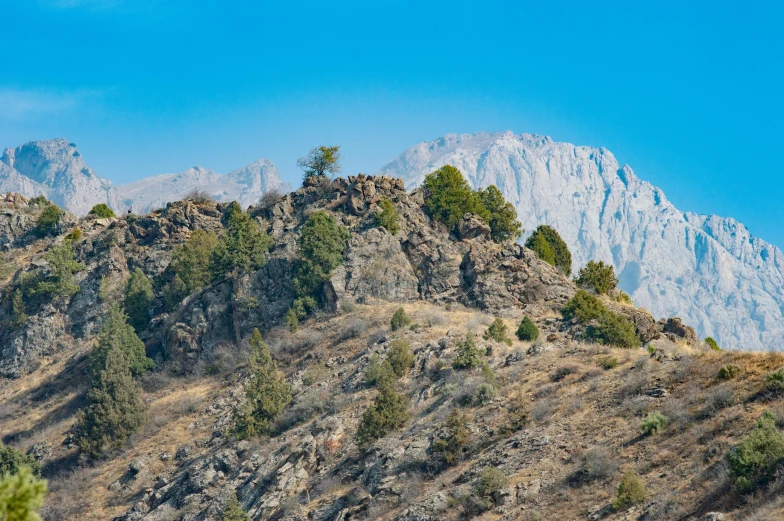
[390,307,412,331]
[640,412,669,435]
[375,198,400,235]
[92,305,154,376]
[765,368,784,393]
[9,290,27,329]
[284,308,299,332]
[64,227,82,242]
[34,203,64,237]
[576,260,619,295]
[432,409,471,466]
[516,317,539,341]
[32,241,83,299]
[387,339,414,378]
[588,312,641,349]
[471,382,498,406]
[0,465,47,521]
[124,268,153,333]
[171,229,219,292]
[28,196,48,206]
[617,290,633,305]
[75,322,149,459]
[233,329,292,439]
[302,362,330,386]
[162,274,188,312]
[210,203,273,279]
[0,443,41,477]
[705,337,721,351]
[221,492,250,521]
[471,467,507,511]
[364,355,390,387]
[483,318,512,345]
[422,165,489,229]
[292,211,350,313]
[562,290,605,322]
[88,203,116,218]
[598,356,618,370]
[718,364,740,380]
[355,365,409,448]
[477,185,522,242]
[452,333,485,370]
[525,225,572,275]
[613,470,646,509]
[727,411,784,492]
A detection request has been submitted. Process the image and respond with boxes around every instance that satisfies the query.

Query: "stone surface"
[378,131,784,351]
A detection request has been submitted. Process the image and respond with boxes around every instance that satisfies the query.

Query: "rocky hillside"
[2,175,784,521]
[377,131,784,352]
[0,139,288,216]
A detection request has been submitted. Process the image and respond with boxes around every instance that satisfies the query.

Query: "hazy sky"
[1,1,783,246]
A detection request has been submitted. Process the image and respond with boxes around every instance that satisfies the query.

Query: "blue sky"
[1,1,783,246]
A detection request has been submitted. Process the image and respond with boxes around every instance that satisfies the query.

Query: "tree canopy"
[297,146,342,178]
[525,225,572,275]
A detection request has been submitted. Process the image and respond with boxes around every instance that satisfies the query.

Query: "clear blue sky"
[1,1,783,246]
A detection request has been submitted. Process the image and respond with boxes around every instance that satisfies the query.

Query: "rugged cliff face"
[377,131,784,351]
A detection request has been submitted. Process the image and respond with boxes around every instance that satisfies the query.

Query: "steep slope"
[116,159,290,213]
[0,178,777,521]
[0,139,122,214]
[377,131,784,351]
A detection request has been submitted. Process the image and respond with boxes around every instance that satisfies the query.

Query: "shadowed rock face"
[377,131,784,351]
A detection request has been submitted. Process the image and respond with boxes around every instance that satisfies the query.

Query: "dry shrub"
[185,189,215,204]
[531,398,554,422]
[258,188,283,210]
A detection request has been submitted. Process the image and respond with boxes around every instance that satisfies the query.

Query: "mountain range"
[1,133,781,351]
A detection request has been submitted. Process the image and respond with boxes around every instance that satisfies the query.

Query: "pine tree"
[75,340,148,459]
[92,304,154,377]
[124,268,153,333]
[0,465,47,521]
[422,165,489,229]
[356,363,409,448]
[525,225,572,275]
[171,229,218,292]
[34,242,83,299]
[10,290,27,329]
[210,203,273,279]
[452,333,485,370]
[220,492,250,521]
[297,146,342,179]
[0,443,41,477]
[375,198,400,235]
[477,185,522,242]
[233,329,292,439]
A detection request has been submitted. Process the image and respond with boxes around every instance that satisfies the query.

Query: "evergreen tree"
[171,229,219,292]
[233,329,292,439]
[0,465,47,521]
[210,203,273,279]
[10,290,27,329]
[390,307,411,331]
[0,444,40,477]
[33,242,83,299]
[297,146,342,179]
[34,204,64,237]
[432,408,471,466]
[516,317,539,341]
[452,333,485,370]
[576,260,619,295]
[477,185,522,242]
[422,165,489,229]
[356,363,409,448]
[375,198,400,235]
[292,211,350,314]
[162,274,188,312]
[124,268,153,333]
[386,339,414,378]
[220,492,250,521]
[483,318,512,345]
[525,225,572,275]
[75,339,148,459]
[92,305,154,376]
[88,204,116,218]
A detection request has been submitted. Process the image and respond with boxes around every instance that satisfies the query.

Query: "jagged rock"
[704,514,725,521]
[129,458,147,475]
[662,317,698,343]
[457,213,491,240]
[26,442,51,462]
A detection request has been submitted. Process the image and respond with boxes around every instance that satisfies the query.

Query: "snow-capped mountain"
[0,139,288,215]
[377,131,784,351]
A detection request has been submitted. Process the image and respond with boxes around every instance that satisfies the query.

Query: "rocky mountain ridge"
[0,138,287,216]
[377,131,784,351]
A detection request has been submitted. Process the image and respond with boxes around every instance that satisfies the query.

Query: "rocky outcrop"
[378,131,784,351]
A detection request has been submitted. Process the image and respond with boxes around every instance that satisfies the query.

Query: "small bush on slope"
[728,411,784,492]
[210,202,273,280]
[356,362,409,448]
[34,203,64,237]
[432,409,471,466]
[484,318,512,345]
[576,260,619,295]
[452,333,485,370]
[588,312,640,349]
[0,443,41,477]
[516,317,539,341]
[390,307,411,331]
[88,203,115,218]
[640,412,669,435]
[220,492,250,521]
[171,229,219,293]
[375,198,400,235]
[386,339,414,378]
[613,470,646,509]
[562,291,605,322]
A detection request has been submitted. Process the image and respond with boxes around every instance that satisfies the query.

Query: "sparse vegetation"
[422,165,489,229]
[525,224,572,275]
[432,409,471,466]
[88,203,116,218]
[576,260,618,295]
[161,274,188,311]
[0,443,41,477]
[588,312,640,348]
[641,412,669,435]
[468,467,507,513]
[375,198,400,235]
[718,364,740,380]
[390,307,412,331]
[64,227,82,242]
[185,189,215,204]
[233,329,292,439]
[516,317,539,341]
[562,290,604,322]
[705,337,721,351]
[483,318,512,345]
[452,333,485,370]
[258,188,283,211]
[356,363,409,448]
[598,356,618,370]
[613,470,646,509]
[477,185,523,242]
